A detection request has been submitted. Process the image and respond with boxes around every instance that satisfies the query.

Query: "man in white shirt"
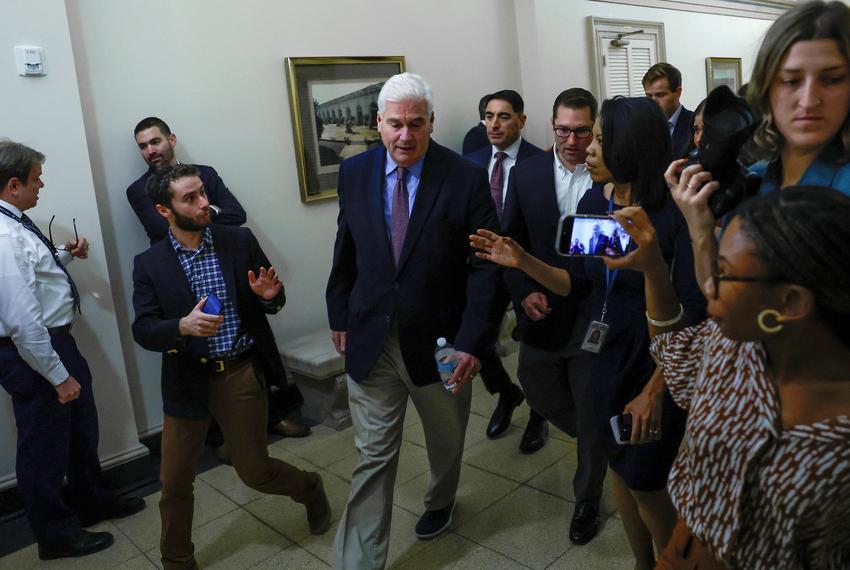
[643,63,695,158]
[502,89,608,546]
[0,141,144,560]
[464,90,547,452]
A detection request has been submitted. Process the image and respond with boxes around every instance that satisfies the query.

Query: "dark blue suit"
[671,106,695,159]
[464,138,544,396]
[461,123,489,155]
[327,141,501,383]
[502,151,608,505]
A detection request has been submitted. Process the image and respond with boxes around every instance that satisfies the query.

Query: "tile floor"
[0,353,633,569]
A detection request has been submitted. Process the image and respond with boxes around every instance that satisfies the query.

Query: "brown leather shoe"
[270,418,311,438]
[305,476,331,535]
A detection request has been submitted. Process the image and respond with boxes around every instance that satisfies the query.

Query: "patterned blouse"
[651,319,850,569]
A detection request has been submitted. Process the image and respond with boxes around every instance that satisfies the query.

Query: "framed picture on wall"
[285,56,406,204]
[705,57,743,94]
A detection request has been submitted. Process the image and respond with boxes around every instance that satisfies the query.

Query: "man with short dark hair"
[127,117,247,245]
[131,164,330,570]
[643,63,694,157]
[461,94,491,155]
[128,116,308,446]
[0,140,144,560]
[465,89,549,451]
[502,88,608,546]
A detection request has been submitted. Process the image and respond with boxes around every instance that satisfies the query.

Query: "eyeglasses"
[709,260,783,300]
[48,215,78,249]
[553,126,593,139]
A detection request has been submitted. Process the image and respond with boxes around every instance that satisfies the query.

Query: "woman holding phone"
[471,96,706,570]
[605,186,850,569]
[675,1,850,296]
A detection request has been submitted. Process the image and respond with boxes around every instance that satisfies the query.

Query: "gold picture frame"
[285,56,406,203]
[705,57,743,94]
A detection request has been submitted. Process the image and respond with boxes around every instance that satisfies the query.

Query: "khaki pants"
[159,358,319,570]
[333,329,472,570]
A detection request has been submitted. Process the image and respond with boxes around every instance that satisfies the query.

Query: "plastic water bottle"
[434,337,457,391]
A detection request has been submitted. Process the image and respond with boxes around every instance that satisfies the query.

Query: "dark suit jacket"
[326,141,502,386]
[464,138,545,170]
[131,225,285,420]
[589,233,610,255]
[127,164,247,245]
[462,123,489,155]
[671,106,695,159]
[502,152,602,350]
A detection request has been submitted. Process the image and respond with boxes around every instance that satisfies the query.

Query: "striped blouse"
[651,319,850,569]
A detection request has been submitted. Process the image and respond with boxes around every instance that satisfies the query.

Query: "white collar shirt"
[553,148,593,217]
[0,199,75,385]
[487,137,522,207]
[668,104,683,137]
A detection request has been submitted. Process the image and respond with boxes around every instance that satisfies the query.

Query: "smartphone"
[610,413,632,445]
[201,292,222,316]
[555,214,630,258]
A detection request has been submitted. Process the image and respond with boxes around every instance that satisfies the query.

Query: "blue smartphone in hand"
[202,292,222,316]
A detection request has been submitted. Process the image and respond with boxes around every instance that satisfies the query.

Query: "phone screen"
[556,214,630,258]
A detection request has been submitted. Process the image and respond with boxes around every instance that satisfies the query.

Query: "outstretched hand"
[248,266,282,300]
[603,206,666,275]
[469,229,526,268]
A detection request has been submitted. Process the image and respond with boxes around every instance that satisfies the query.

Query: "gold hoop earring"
[757,309,784,334]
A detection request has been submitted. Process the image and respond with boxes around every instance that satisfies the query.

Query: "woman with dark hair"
[605,186,850,569]
[685,99,706,157]
[674,1,850,296]
[471,96,706,569]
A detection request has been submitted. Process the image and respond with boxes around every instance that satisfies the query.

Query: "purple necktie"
[490,151,508,219]
[391,166,409,264]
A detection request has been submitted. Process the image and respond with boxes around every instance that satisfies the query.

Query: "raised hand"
[65,237,89,259]
[469,229,527,268]
[665,159,719,240]
[604,206,666,274]
[248,266,282,301]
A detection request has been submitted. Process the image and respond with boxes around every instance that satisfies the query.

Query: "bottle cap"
[436,337,447,347]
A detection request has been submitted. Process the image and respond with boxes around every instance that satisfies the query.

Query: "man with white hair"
[327,73,501,568]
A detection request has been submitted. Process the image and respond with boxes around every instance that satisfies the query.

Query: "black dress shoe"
[569,502,600,545]
[78,495,146,527]
[415,501,455,539]
[519,413,549,454]
[38,530,114,560]
[486,385,524,439]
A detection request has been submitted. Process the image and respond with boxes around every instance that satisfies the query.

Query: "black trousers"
[479,284,515,396]
[0,332,113,542]
[517,317,607,505]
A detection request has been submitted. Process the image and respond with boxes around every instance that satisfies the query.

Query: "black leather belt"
[207,348,255,373]
[0,324,71,347]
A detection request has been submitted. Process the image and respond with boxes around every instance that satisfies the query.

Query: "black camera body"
[684,86,762,219]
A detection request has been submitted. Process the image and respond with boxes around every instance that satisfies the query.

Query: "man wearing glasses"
[0,141,144,560]
[501,88,608,546]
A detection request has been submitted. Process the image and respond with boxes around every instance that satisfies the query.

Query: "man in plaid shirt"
[131,164,330,570]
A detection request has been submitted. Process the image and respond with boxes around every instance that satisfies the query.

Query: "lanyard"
[600,192,618,323]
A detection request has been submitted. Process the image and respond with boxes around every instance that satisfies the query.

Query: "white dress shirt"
[0,199,75,386]
[668,104,683,137]
[553,148,593,217]
[487,137,523,207]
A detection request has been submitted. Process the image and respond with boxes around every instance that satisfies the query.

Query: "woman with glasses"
[604,186,850,569]
[472,96,706,569]
[673,1,850,298]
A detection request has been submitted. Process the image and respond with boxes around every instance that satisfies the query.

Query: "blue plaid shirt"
[169,228,252,357]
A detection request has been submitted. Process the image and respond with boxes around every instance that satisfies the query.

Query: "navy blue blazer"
[671,106,695,159]
[463,138,545,169]
[462,123,489,155]
[501,152,602,350]
[131,225,286,420]
[326,141,502,386]
[127,164,247,245]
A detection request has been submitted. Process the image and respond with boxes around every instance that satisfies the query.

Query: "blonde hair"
[747,1,850,162]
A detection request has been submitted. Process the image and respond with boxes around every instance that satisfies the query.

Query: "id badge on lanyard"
[581,193,620,353]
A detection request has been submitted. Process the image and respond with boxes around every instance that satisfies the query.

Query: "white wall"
[0,0,147,488]
[515,0,773,148]
[65,0,524,434]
